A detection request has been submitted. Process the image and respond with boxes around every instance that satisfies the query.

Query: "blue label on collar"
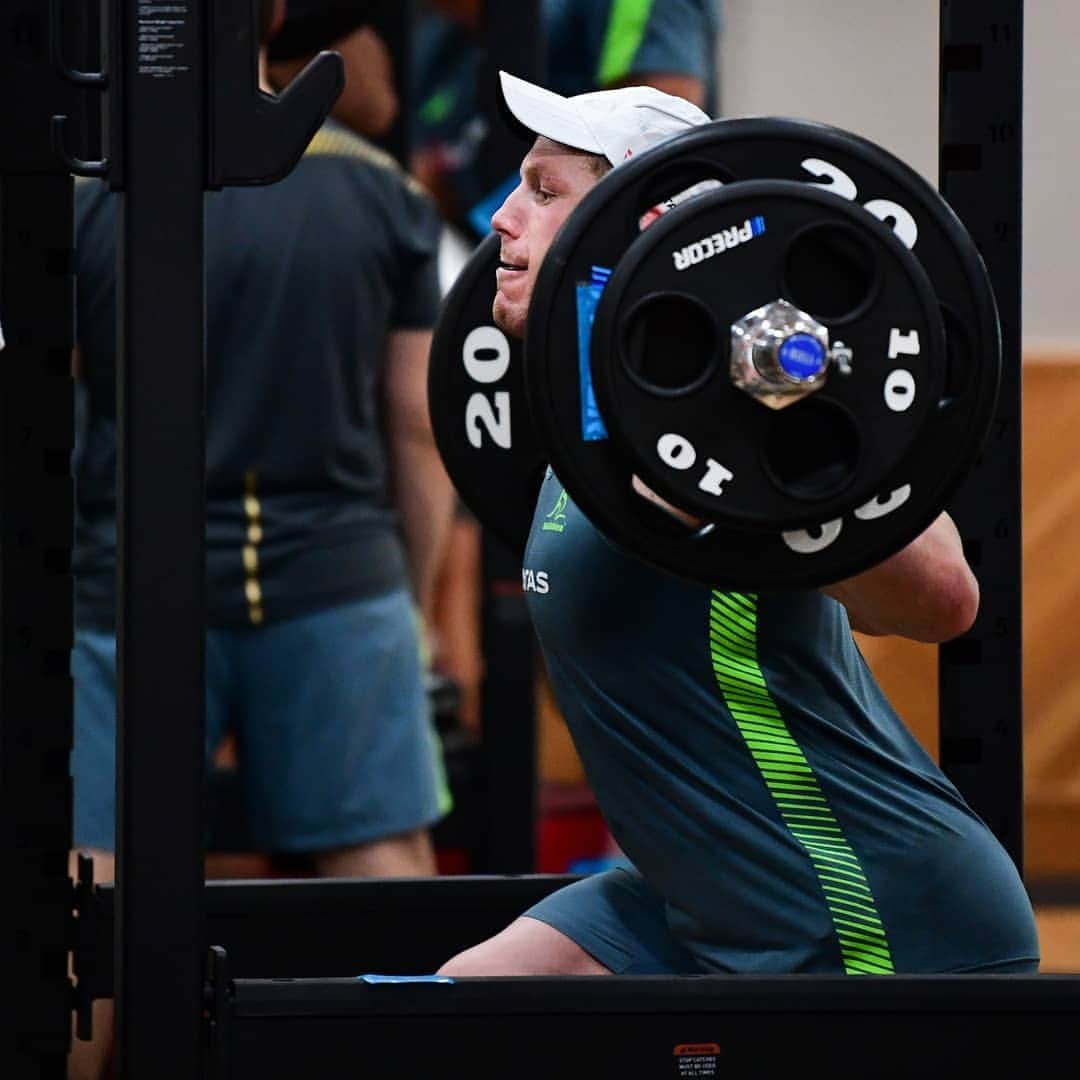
[576,267,612,442]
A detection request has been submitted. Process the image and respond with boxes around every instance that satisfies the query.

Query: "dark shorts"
[525,867,706,975]
[526,867,1041,976]
[72,589,450,853]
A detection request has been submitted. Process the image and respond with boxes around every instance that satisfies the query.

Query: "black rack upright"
[108,2,342,1075]
[0,0,95,1073]
[475,0,545,873]
[938,0,1024,871]
[110,2,209,1074]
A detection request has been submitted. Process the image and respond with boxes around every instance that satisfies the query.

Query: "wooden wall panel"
[1011,357,1080,875]
[855,357,1080,878]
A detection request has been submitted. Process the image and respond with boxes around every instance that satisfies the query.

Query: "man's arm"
[383,328,456,623]
[633,475,977,644]
[822,512,979,644]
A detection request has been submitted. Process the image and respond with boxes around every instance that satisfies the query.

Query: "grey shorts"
[72,588,451,853]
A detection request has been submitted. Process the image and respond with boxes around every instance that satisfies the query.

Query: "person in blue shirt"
[411,0,721,240]
[435,72,1040,978]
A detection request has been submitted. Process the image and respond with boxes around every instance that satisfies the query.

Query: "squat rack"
[0,1,1064,1078]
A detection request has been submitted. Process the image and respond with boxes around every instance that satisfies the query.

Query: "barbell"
[428,117,1000,590]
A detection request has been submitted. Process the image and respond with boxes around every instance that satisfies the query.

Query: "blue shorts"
[72,589,451,853]
[527,867,1041,975]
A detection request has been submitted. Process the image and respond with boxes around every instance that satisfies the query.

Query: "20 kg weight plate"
[428,232,546,556]
[525,117,1000,589]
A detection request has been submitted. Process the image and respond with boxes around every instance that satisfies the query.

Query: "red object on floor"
[436,848,472,875]
[537,783,614,873]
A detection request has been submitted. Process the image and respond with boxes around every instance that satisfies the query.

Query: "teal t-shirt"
[524,469,1039,973]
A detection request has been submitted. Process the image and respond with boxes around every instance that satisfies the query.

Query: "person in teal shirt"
[411,0,721,239]
[435,71,1040,978]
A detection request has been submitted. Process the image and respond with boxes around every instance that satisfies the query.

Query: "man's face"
[491,137,604,339]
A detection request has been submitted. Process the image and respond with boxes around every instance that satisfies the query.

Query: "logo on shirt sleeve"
[522,568,549,594]
[542,487,568,533]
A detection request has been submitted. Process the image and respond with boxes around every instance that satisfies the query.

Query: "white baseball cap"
[498,70,711,168]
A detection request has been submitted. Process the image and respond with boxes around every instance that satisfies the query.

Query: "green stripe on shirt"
[597,0,655,85]
[708,591,895,975]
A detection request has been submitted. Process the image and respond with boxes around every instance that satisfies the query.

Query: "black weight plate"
[590,179,945,529]
[428,232,546,556]
[525,117,1000,589]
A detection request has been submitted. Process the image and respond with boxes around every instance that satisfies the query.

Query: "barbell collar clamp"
[730,298,831,410]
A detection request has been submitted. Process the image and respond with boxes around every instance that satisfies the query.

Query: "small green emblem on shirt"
[542,487,569,533]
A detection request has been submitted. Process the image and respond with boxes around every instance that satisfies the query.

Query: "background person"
[435,72,1040,979]
[73,0,452,885]
[69,4,453,1073]
[267,0,400,139]
[411,0,721,239]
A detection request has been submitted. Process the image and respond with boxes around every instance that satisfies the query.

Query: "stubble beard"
[492,295,527,340]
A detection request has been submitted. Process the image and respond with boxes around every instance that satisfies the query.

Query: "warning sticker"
[673,1042,721,1077]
